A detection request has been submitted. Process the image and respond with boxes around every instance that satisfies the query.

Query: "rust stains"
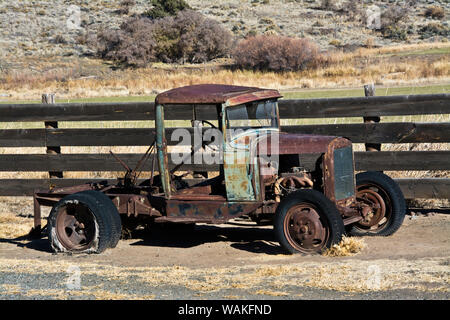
[155,84,281,106]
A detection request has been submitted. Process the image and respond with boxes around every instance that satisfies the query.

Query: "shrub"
[380,2,415,39]
[97,17,157,66]
[145,0,190,19]
[425,6,445,20]
[96,10,232,66]
[381,4,410,29]
[320,0,337,11]
[329,39,341,47]
[117,0,136,15]
[153,10,232,63]
[342,1,363,23]
[365,37,375,48]
[382,26,408,41]
[53,34,68,44]
[419,22,450,39]
[233,35,320,72]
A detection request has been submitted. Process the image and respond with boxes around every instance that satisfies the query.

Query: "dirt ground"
[0,207,449,300]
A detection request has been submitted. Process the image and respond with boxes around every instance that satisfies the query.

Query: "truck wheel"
[47,192,114,254]
[348,171,406,237]
[274,189,344,254]
[76,190,122,248]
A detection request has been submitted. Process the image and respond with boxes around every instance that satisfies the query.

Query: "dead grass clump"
[0,220,32,239]
[0,211,34,239]
[322,236,366,257]
[384,141,450,208]
[254,265,301,277]
[253,289,288,296]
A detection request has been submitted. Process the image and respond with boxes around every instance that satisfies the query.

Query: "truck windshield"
[225,100,279,133]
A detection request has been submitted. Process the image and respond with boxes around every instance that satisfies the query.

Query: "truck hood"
[256,132,339,155]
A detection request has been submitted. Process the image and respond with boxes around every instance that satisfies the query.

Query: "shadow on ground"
[407,208,450,215]
[129,223,285,255]
[0,236,52,253]
[1,222,284,255]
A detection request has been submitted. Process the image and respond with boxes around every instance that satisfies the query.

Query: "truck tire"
[76,190,122,248]
[47,192,114,254]
[274,189,344,254]
[347,171,406,237]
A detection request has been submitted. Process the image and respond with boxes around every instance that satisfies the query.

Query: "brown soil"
[0,210,448,299]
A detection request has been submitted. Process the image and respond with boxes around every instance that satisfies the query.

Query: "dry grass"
[322,236,366,257]
[253,289,289,296]
[0,212,33,239]
[0,282,155,300]
[384,141,450,208]
[0,42,449,100]
[0,256,448,298]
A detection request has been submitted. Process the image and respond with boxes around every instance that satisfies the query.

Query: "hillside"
[0,0,448,100]
[0,0,448,60]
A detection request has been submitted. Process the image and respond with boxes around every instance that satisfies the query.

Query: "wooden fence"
[0,93,449,199]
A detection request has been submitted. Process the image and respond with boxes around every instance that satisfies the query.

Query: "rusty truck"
[32,84,406,254]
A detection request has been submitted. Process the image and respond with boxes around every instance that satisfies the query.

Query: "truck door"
[223,133,257,201]
[223,104,260,201]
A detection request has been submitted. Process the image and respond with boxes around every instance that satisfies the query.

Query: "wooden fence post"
[363,84,381,152]
[42,93,63,179]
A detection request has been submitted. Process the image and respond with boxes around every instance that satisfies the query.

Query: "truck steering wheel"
[201,120,217,130]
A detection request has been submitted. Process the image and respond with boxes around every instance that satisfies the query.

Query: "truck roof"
[155,84,282,106]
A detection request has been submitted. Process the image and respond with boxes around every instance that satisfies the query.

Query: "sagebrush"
[233,35,320,72]
[145,0,191,19]
[96,10,232,66]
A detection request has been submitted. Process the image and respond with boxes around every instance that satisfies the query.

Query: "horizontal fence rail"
[1,123,450,147]
[0,94,448,122]
[0,93,449,199]
[0,151,448,172]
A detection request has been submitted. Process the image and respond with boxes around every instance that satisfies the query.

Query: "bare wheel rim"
[283,203,329,253]
[55,203,96,251]
[355,183,391,232]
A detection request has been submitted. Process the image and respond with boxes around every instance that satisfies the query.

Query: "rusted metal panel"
[165,200,262,223]
[155,84,281,106]
[223,151,256,201]
[256,133,336,155]
[155,104,172,197]
[322,137,356,205]
[222,108,261,201]
[110,194,161,217]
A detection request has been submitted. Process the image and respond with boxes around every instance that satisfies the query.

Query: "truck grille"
[333,146,355,200]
